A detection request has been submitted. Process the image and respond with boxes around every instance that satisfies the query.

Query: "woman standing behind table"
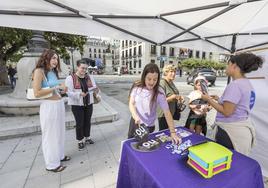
[32,49,70,173]
[201,53,263,155]
[157,64,184,131]
[127,63,181,144]
[65,60,100,151]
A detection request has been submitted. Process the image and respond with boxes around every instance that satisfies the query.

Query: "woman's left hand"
[176,95,185,103]
[170,132,182,145]
[201,92,211,102]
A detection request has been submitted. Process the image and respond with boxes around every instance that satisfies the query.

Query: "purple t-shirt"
[130,87,169,127]
[216,78,256,123]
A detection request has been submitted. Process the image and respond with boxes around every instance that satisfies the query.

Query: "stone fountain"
[0,31,66,116]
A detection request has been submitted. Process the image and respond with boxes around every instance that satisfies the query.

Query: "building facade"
[119,40,218,74]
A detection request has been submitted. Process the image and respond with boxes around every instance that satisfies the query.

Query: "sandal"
[46,165,66,173]
[61,156,71,162]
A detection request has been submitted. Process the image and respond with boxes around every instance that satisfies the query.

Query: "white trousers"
[40,99,65,169]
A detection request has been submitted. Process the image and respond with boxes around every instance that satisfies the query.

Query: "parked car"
[186,68,216,86]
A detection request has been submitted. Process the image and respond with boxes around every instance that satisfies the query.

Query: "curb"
[0,100,118,140]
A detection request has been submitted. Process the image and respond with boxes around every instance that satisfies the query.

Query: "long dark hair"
[34,49,61,78]
[229,53,263,74]
[129,63,161,106]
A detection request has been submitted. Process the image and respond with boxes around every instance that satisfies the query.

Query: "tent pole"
[160,17,230,52]
[93,18,158,45]
[43,0,158,44]
[160,5,239,45]
[160,0,264,16]
[236,41,268,52]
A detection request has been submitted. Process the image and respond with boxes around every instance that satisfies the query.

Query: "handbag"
[93,93,101,104]
[26,71,53,100]
[163,79,186,120]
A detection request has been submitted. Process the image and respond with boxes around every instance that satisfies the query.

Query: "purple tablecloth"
[117,128,264,188]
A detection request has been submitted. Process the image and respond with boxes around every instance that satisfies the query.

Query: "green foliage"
[44,32,87,60]
[181,58,226,70]
[0,27,87,63]
[0,27,31,61]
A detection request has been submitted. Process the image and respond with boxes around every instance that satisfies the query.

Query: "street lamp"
[68,47,75,74]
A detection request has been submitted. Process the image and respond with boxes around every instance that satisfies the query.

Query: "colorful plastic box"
[187,141,233,178]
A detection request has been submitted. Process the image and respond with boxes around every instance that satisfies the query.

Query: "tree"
[0,27,87,85]
[181,58,225,72]
[0,27,31,85]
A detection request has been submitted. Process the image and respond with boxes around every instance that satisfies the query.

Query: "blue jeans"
[9,77,16,89]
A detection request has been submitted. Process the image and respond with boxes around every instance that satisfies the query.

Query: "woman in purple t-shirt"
[202,53,263,155]
[128,63,181,144]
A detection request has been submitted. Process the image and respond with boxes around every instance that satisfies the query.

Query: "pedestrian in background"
[8,65,17,89]
[202,53,263,155]
[32,49,70,173]
[128,63,181,144]
[65,60,100,151]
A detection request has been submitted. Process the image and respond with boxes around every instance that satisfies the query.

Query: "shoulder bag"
[26,71,53,100]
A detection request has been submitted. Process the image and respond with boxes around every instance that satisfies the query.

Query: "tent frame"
[0,0,267,52]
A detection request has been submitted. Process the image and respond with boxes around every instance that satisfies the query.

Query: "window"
[209,52,213,59]
[103,49,105,53]
[202,52,206,59]
[112,50,114,54]
[89,48,91,52]
[134,47,136,56]
[129,49,132,57]
[94,49,96,53]
[161,46,166,55]
[122,41,124,47]
[188,49,193,58]
[169,47,174,56]
[138,46,142,56]
[99,54,101,58]
[139,60,142,68]
[125,40,128,47]
[94,54,96,58]
[126,50,128,57]
[129,61,132,69]
[89,54,92,58]
[129,41,132,46]
[169,61,173,64]
[196,51,200,58]
[151,45,156,54]
[151,59,155,63]
[122,51,124,58]
[134,60,136,68]
[179,48,188,58]
[99,49,101,53]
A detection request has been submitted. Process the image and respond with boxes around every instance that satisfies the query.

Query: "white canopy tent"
[1,0,268,176]
[1,0,268,52]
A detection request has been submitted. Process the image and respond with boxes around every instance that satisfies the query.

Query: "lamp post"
[69,47,75,74]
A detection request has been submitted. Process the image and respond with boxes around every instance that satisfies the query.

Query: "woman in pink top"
[202,53,263,155]
[128,63,181,144]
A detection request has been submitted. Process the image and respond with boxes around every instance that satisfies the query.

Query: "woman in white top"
[65,60,99,150]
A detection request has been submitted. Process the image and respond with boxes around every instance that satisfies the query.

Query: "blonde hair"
[162,64,177,76]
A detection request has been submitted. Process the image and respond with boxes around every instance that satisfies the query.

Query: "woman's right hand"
[210,95,219,101]
[80,92,88,97]
[134,116,141,125]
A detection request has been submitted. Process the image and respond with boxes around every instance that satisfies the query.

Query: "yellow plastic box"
[187,141,233,178]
